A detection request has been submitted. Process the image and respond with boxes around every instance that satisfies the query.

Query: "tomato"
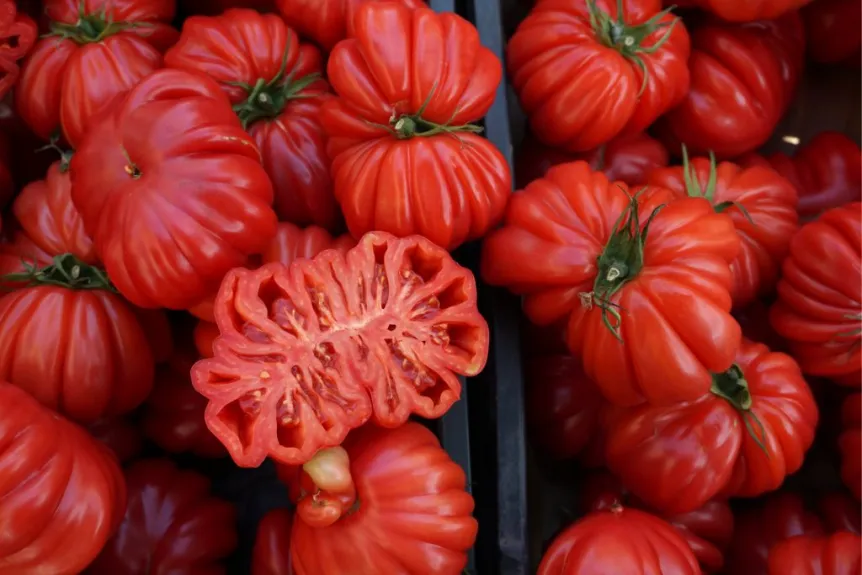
[89,458,238,574]
[647,154,798,307]
[515,131,669,189]
[657,12,804,158]
[0,255,155,423]
[164,9,341,231]
[802,0,861,64]
[580,471,734,573]
[16,0,178,148]
[770,202,861,383]
[840,393,861,500]
[0,382,126,574]
[538,506,700,574]
[818,492,862,533]
[481,161,741,406]
[768,532,862,575]
[275,0,424,52]
[690,0,813,21]
[88,416,143,463]
[194,319,218,358]
[69,69,278,310]
[725,491,825,575]
[286,422,477,575]
[738,132,862,221]
[192,231,489,466]
[0,2,37,99]
[321,2,510,251]
[608,339,817,512]
[252,509,293,575]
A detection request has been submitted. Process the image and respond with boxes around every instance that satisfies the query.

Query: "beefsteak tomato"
[0,255,155,423]
[647,152,799,307]
[508,0,690,152]
[88,416,143,463]
[89,459,238,574]
[515,131,669,189]
[164,9,341,230]
[538,506,700,574]
[802,0,862,64]
[0,1,37,99]
[285,422,477,575]
[16,0,178,148]
[840,393,861,500]
[69,68,278,310]
[768,532,862,575]
[275,0,424,52]
[192,231,489,467]
[321,2,510,251]
[252,509,293,575]
[770,202,862,382]
[606,338,818,512]
[481,161,741,406]
[691,0,813,21]
[0,382,126,575]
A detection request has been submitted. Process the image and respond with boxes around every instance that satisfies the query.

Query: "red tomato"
[657,12,804,158]
[252,509,293,575]
[538,506,701,574]
[275,0,424,52]
[0,382,126,574]
[69,69,278,310]
[481,161,741,406]
[192,231,489,466]
[321,2,510,251]
[164,9,341,231]
[0,256,155,423]
[802,0,862,64]
[768,532,862,575]
[818,492,862,533]
[739,132,862,221]
[508,0,689,152]
[647,154,799,307]
[89,459,238,574]
[580,471,734,573]
[840,393,861,500]
[287,422,477,575]
[0,3,37,99]
[16,0,178,147]
[725,491,825,575]
[88,416,144,463]
[770,202,862,383]
[194,319,218,359]
[691,0,813,20]
[515,131,669,189]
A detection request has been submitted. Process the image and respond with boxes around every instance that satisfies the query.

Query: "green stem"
[48,0,153,45]
[3,254,117,292]
[711,364,770,457]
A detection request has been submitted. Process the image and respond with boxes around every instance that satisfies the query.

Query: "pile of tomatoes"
[0,0,858,573]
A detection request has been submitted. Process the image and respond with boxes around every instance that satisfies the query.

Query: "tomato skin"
[691,0,813,21]
[840,393,861,500]
[0,285,155,423]
[802,0,862,64]
[647,158,799,307]
[164,9,342,231]
[321,3,510,251]
[89,458,238,574]
[16,0,178,147]
[515,131,669,189]
[767,532,862,575]
[252,509,293,575]
[274,0,424,52]
[770,202,862,382]
[538,507,701,575]
[88,416,143,463]
[288,422,477,575]
[69,68,279,310]
[0,382,126,575]
[481,161,741,406]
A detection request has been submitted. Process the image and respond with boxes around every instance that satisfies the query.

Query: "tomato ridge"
[3,253,117,292]
[710,363,771,457]
[48,0,154,45]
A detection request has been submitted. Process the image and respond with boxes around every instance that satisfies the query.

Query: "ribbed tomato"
[481,161,741,406]
[164,9,341,230]
[770,202,861,383]
[0,382,126,574]
[647,154,798,307]
[252,509,293,575]
[89,459,238,574]
[538,506,701,574]
[321,2,510,250]
[508,0,689,152]
[88,416,143,463]
[768,532,862,575]
[0,1,37,99]
[286,423,477,575]
[802,0,862,64]
[515,131,669,189]
[691,0,813,21]
[16,0,178,147]
[840,393,861,500]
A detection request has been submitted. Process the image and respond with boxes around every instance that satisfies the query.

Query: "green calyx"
[711,363,770,457]
[368,82,484,140]
[681,145,754,222]
[48,0,151,44]
[582,190,664,342]
[4,254,117,292]
[586,0,680,95]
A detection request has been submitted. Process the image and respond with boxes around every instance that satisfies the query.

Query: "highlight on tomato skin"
[192,231,490,468]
